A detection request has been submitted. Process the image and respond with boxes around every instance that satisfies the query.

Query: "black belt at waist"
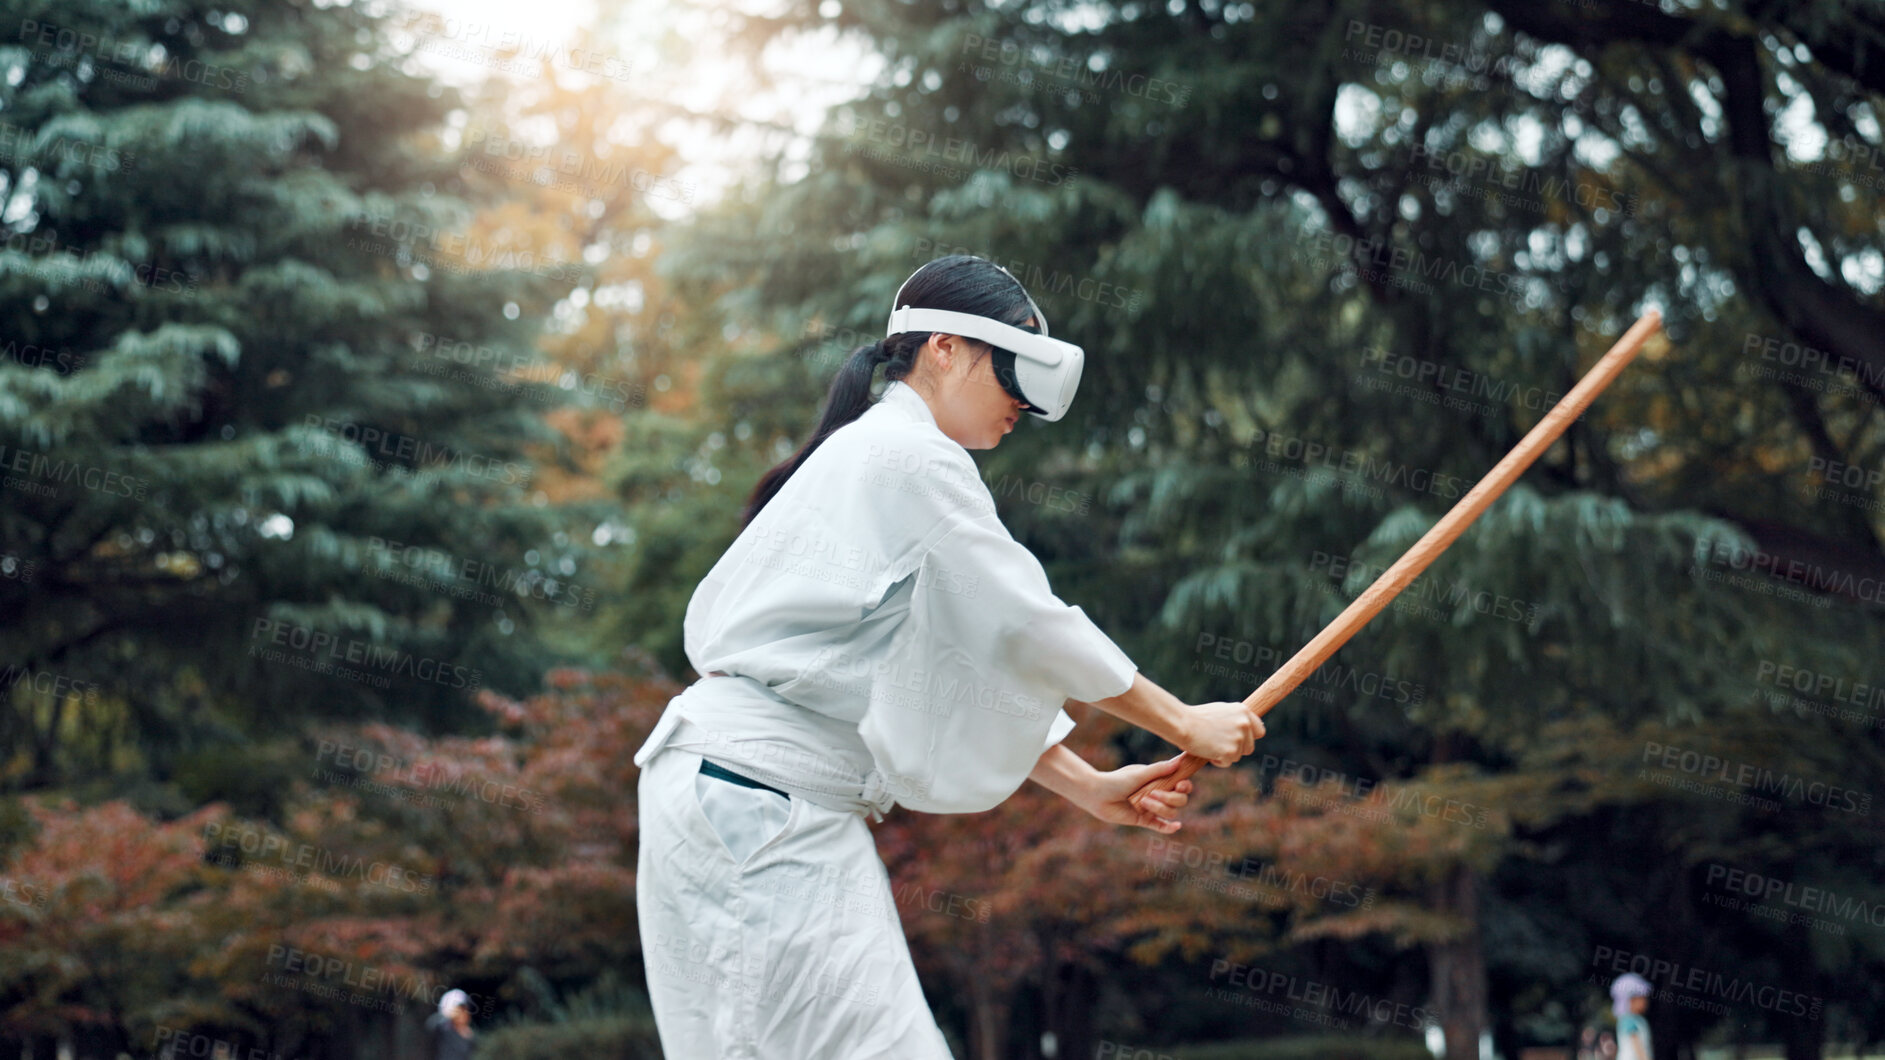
[699,757,791,800]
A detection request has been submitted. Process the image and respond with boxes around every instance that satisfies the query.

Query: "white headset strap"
[885,306,1068,367]
[985,260,1050,337]
[888,258,1053,338]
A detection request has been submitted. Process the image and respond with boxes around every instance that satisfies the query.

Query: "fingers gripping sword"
[1127,310,1664,813]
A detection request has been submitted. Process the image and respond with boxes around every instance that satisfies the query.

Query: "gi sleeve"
[858,508,1137,814]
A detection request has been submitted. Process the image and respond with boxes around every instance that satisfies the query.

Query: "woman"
[633,254,1264,1058]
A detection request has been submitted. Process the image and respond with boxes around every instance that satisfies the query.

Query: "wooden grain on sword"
[1127,309,1665,812]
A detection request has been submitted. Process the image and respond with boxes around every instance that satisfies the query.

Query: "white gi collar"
[879,380,938,428]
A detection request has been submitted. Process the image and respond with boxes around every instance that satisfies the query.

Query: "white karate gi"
[635,379,1138,1059]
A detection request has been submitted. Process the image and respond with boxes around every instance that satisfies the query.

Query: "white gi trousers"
[636,745,956,1059]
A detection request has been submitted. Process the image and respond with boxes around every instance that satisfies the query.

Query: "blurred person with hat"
[1609,972,1652,1060]
[425,988,475,1060]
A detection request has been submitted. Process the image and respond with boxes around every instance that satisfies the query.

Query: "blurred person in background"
[424,988,474,1060]
[1610,973,1652,1060]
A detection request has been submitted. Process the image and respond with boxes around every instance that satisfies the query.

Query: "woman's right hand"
[1180,701,1265,767]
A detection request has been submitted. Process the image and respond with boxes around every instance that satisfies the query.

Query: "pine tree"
[0,0,609,800]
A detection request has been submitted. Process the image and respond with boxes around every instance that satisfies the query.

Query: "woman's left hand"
[1079,753,1193,833]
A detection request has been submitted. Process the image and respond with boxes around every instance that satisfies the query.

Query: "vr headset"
[885,262,1086,422]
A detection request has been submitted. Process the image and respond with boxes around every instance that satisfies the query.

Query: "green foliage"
[1173,1036,1434,1060]
[0,0,610,796]
[476,969,663,1060]
[472,1016,663,1060]
[632,0,1885,1052]
[0,0,1880,1054]
[170,737,304,819]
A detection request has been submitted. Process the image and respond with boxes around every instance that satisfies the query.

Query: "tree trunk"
[967,975,1009,1060]
[1042,961,1097,1060]
[1429,865,1488,1060]
[1780,983,1824,1060]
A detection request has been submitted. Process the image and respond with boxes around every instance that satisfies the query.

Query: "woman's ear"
[928,332,973,375]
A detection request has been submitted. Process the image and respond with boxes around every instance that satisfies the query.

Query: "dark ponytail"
[740,254,1039,529]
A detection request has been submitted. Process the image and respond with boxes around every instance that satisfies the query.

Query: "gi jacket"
[638,379,1137,815]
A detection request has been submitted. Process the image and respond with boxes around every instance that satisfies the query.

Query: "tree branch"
[1485,0,1885,407]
